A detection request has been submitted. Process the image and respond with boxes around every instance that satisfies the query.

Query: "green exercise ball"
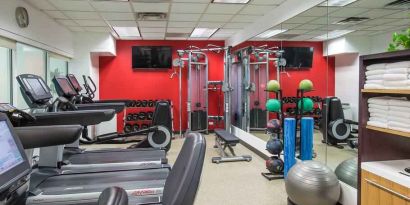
[299,79,314,91]
[267,80,280,92]
[298,98,314,112]
[266,99,281,112]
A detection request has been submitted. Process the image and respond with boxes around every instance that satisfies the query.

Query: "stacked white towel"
[364,61,410,89]
[367,97,410,132]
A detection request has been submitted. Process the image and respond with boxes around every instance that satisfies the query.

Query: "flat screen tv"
[282,47,314,69]
[132,46,172,69]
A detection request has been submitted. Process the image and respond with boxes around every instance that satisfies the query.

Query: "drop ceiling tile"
[165,37,188,40]
[283,29,309,35]
[188,37,209,40]
[305,30,328,35]
[167,21,197,28]
[250,0,284,5]
[308,17,328,24]
[205,4,244,14]
[217,28,241,34]
[369,25,399,31]
[170,3,208,13]
[141,33,165,39]
[299,7,329,17]
[74,20,107,27]
[100,12,134,20]
[138,21,167,27]
[347,0,396,9]
[239,5,276,15]
[230,15,261,23]
[85,27,111,33]
[140,27,166,33]
[317,24,349,30]
[361,18,397,25]
[386,10,410,19]
[388,19,410,26]
[167,27,193,33]
[284,16,317,24]
[172,0,210,2]
[295,24,323,30]
[197,22,225,28]
[347,30,374,36]
[67,26,84,32]
[201,14,233,22]
[56,19,78,26]
[48,0,94,11]
[330,8,370,17]
[43,10,67,19]
[132,3,169,12]
[290,34,316,41]
[25,0,56,10]
[63,11,101,20]
[345,24,373,30]
[223,22,249,29]
[212,32,232,38]
[209,37,228,40]
[108,20,137,27]
[169,13,202,21]
[360,9,400,19]
[277,23,302,30]
[91,1,132,12]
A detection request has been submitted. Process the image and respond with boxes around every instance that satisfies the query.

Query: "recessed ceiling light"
[212,0,250,4]
[315,30,355,40]
[113,27,140,37]
[190,28,219,38]
[256,29,287,39]
[319,0,358,7]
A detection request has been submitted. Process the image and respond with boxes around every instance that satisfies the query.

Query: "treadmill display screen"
[68,75,81,92]
[0,121,24,175]
[26,78,48,96]
[57,78,76,96]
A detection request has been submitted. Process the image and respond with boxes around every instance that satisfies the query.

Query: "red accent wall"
[99,40,335,132]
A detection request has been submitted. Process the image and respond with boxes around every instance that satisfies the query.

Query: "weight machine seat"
[214,129,239,144]
[76,103,125,113]
[30,110,115,126]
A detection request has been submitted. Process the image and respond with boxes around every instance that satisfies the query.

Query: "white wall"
[0,0,73,57]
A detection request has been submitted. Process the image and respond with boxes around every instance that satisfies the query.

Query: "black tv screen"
[132,46,172,69]
[282,47,314,69]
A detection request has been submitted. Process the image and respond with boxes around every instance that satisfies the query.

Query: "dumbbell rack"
[282,95,322,127]
[262,89,285,181]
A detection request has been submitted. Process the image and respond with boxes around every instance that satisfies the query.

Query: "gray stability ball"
[285,161,341,205]
[335,158,358,188]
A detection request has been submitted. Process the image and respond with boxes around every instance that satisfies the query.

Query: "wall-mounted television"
[282,47,314,69]
[132,46,172,69]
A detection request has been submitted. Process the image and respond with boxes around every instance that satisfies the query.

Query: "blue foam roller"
[284,118,296,178]
[300,117,314,161]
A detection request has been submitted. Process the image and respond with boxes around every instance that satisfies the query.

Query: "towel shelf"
[366,125,410,138]
[362,89,410,95]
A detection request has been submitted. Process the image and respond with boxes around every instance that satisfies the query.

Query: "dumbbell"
[148,100,154,107]
[124,124,132,133]
[141,124,149,130]
[132,124,140,131]
[147,111,154,120]
[138,112,147,120]
[126,114,133,121]
[254,101,260,106]
[132,113,139,121]
[291,97,297,103]
[134,100,141,107]
[141,100,148,107]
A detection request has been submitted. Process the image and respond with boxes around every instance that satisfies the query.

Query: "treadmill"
[0,113,206,205]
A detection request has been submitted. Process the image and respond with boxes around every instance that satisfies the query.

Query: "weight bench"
[212,129,252,164]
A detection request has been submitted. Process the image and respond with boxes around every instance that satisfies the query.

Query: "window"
[13,43,46,108]
[0,47,11,103]
[47,53,68,98]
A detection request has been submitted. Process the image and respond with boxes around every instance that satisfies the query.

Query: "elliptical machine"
[321,97,358,149]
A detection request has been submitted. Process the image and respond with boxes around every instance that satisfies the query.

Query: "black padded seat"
[214,129,240,144]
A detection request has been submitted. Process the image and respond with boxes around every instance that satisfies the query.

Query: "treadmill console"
[0,113,31,203]
[67,74,82,92]
[52,76,78,98]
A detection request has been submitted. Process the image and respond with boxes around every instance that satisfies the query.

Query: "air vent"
[385,0,410,8]
[136,12,167,21]
[166,33,190,38]
[274,34,300,39]
[333,17,370,25]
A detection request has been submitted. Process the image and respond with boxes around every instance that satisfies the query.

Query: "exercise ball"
[335,158,358,188]
[285,161,341,205]
[267,119,281,133]
[299,79,314,91]
[266,156,284,174]
[266,99,281,112]
[298,98,314,112]
[267,80,280,92]
[266,138,283,155]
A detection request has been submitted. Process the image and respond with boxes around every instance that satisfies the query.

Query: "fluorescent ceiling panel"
[319,0,358,7]
[256,29,287,38]
[315,30,354,40]
[113,27,141,37]
[212,0,250,4]
[190,28,219,38]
